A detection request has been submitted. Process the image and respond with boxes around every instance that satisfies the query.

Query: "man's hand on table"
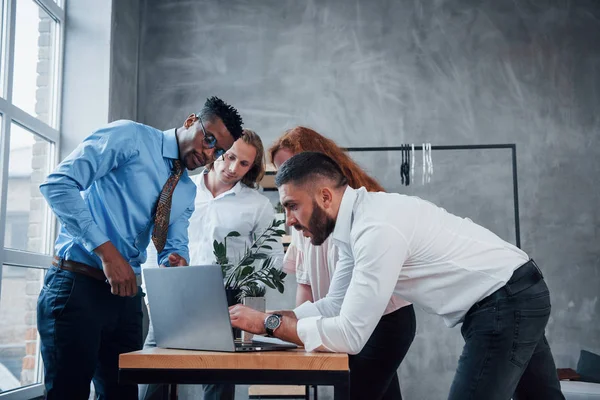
[229,305,304,346]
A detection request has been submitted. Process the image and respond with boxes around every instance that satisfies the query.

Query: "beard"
[294,200,336,246]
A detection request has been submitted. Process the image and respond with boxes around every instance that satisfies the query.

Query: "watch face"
[265,315,280,330]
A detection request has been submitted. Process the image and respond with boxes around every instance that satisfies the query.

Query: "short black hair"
[275,152,348,188]
[198,96,243,140]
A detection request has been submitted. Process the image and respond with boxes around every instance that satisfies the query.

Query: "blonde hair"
[239,129,265,188]
[207,129,266,189]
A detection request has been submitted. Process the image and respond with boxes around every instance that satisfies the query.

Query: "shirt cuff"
[294,301,322,319]
[295,276,310,285]
[297,316,325,352]
[80,224,110,253]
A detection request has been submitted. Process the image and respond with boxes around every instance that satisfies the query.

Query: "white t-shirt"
[296,186,529,354]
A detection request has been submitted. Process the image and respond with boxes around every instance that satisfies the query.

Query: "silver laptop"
[143,265,297,352]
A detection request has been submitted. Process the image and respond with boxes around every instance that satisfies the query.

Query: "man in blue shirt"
[37,96,243,399]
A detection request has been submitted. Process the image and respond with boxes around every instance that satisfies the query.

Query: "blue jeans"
[37,266,143,399]
[138,322,235,400]
[449,262,565,400]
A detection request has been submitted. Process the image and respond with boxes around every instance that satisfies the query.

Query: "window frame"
[0,0,65,397]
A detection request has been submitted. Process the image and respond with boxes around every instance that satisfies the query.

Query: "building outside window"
[0,0,65,398]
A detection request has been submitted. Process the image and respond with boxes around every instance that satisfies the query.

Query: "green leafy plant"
[275,201,285,214]
[213,219,287,300]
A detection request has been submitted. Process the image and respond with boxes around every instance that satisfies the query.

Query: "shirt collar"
[218,180,243,199]
[162,128,180,160]
[331,186,357,246]
[200,169,243,199]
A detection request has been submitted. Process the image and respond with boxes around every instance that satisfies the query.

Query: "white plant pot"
[242,296,266,341]
[242,296,266,312]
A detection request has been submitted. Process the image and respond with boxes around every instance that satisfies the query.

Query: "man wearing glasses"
[140,129,285,400]
[37,96,243,400]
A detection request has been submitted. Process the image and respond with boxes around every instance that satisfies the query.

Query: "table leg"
[169,384,177,400]
[334,381,349,400]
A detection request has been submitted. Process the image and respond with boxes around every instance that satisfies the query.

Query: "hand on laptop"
[229,304,267,335]
[159,252,188,268]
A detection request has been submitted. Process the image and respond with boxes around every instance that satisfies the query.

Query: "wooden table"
[119,347,350,399]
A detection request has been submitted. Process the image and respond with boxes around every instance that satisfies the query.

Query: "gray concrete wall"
[134,0,600,398]
[60,0,112,157]
[109,0,141,122]
[61,0,140,158]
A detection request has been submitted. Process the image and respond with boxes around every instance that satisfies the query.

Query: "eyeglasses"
[197,116,226,159]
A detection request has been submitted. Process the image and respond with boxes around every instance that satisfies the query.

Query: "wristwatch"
[264,313,282,337]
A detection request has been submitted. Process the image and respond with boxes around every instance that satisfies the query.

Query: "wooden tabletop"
[119,347,349,371]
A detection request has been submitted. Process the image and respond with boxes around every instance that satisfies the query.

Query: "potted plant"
[275,202,290,235]
[213,219,287,308]
[213,219,287,340]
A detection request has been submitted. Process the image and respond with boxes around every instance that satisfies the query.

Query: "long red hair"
[268,126,385,192]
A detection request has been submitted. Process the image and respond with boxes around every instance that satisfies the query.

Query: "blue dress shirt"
[40,120,196,274]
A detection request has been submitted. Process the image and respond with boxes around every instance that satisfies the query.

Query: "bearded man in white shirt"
[269,126,416,400]
[230,152,565,400]
[140,130,284,400]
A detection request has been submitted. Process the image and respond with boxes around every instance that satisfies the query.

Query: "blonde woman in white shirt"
[141,130,284,400]
[267,127,416,400]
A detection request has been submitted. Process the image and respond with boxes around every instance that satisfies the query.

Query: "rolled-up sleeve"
[39,123,138,253]
[287,230,310,283]
[282,241,299,275]
[296,223,409,354]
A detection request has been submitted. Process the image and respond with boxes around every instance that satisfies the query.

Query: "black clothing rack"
[344,144,521,248]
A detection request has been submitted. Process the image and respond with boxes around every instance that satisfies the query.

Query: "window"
[11,1,59,126]
[0,265,44,392]
[0,0,64,397]
[4,123,53,254]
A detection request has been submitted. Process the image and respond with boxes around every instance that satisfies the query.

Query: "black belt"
[472,259,544,310]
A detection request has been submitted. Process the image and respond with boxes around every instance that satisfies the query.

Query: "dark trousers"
[37,266,143,400]
[349,304,416,400]
[449,261,565,400]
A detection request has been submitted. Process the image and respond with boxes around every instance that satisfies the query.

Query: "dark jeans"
[138,322,234,400]
[37,266,143,400]
[449,261,565,400]
[349,304,416,400]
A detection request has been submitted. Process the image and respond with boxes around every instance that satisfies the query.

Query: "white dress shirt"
[142,171,284,297]
[187,172,284,267]
[296,187,529,354]
[285,229,411,318]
